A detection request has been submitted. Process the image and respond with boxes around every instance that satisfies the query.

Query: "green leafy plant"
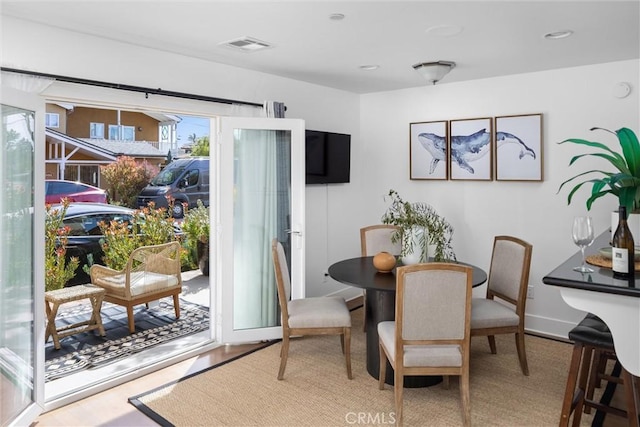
[381,189,456,262]
[97,203,178,270]
[558,127,640,213]
[45,199,80,291]
[180,200,210,271]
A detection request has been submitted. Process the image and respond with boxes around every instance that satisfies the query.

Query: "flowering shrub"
[97,202,179,270]
[45,199,80,291]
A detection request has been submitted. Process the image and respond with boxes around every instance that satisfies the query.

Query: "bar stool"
[559,313,639,427]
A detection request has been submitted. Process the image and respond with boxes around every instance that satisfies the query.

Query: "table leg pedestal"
[365,289,442,388]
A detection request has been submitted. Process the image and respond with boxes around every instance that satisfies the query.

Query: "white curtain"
[233,101,289,329]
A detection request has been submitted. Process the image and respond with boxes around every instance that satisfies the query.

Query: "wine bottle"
[611,206,635,278]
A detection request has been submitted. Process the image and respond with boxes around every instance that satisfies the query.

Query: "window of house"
[90,122,104,139]
[108,124,135,141]
[45,113,59,128]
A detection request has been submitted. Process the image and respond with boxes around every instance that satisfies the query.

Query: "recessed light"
[329,13,345,21]
[359,65,379,71]
[544,30,573,40]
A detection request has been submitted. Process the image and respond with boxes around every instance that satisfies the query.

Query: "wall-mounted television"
[305,129,351,184]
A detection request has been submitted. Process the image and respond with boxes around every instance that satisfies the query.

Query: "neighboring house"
[45,104,179,188]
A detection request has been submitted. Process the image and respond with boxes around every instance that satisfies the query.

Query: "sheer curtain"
[233,102,289,329]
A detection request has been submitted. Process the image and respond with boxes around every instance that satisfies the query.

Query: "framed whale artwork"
[449,117,493,181]
[494,113,543,181]
[409,120,448,180]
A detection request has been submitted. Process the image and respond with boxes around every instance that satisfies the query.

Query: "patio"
[44,270,210,387]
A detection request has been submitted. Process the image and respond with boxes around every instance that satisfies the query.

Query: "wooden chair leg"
[378,343,387,390]
[515,332,529,376]
[278,334,290,380]
[442,375,450,389]
[344,328,353,379]
[585,347,604,414]
[487,335,497,354]
[460,371,471,427]
[560,343,584,427]
[394,367,404,426]
[173,293,181,319]
[362,290,367,332]
[621,368,639,427]
[127,305,135,333]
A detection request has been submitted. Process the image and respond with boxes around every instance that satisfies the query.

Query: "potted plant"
[381,189,456,263]
[558,127,640,213]
[557,127,640,240]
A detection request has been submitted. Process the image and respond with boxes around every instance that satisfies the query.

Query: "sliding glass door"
[217,117,305,343]
[1,87,45,426]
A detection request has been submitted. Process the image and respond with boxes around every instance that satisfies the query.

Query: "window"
[108,124,135,141]
[90,122,104,139]
[45,113,59,128]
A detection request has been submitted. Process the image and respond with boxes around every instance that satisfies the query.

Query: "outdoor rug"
[128,309,609,427]
[45,298,209,382]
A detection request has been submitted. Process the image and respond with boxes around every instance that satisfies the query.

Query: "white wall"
[353,60,639,337]
[1,15,360,299]
[3,16,639,339]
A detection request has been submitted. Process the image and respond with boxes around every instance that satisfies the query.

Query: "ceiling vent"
[220,36,273,52]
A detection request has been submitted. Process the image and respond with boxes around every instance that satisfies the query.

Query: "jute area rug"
[129,308,596,427]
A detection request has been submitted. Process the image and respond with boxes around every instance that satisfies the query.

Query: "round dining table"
[328,256,487,388]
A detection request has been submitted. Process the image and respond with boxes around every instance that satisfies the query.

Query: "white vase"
[611,211,640,244]
[400,226,427,265]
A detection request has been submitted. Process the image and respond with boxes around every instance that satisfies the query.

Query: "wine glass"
[572,216,595,273]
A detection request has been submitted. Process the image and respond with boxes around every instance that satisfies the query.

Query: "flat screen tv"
[305,129,351,184]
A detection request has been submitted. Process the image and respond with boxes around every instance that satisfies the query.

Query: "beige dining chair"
[271,239,353,380]
[360,225,402,331]
[470,235,533,375]
[378,262,473,426]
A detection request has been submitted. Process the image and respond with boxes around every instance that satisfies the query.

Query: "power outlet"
[527,285,534,299]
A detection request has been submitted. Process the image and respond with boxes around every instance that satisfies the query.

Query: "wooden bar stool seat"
[559,313,639,427]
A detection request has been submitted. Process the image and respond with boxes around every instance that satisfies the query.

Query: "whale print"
[417,129,536,174]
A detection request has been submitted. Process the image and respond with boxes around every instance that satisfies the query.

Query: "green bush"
[181,200,210,269]
[97,203,179,270]
[101,156,159,207]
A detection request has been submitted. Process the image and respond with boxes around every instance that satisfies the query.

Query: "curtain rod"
[1,67,265,108]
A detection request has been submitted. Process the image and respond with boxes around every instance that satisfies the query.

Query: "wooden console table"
[45,284,106,350]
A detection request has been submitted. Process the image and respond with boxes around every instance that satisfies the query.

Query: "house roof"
[46,128,165,159]
[78,138,165,158]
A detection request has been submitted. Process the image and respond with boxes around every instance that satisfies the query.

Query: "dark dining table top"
[543,231,640,297]
[328,256,488,292]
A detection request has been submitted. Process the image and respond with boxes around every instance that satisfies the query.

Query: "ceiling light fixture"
[329,13,345,21]
[544,30,573,40]
[359,64,379,71]
[412,61,456,85]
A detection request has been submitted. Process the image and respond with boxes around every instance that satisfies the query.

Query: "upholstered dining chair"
[470,235,533,376]
[271,239,353,380]
[360,225,402,331]
[378,263,473,426]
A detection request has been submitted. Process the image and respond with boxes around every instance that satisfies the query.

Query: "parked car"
[55,203,181,286]
[137,157,209,218]
[45,180,108,204]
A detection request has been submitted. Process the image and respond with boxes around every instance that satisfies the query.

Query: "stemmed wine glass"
[572,216,595,273]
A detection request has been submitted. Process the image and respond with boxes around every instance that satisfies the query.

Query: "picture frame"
[449,117,493,181]
[409,120,448,180]
[494,113,543,181]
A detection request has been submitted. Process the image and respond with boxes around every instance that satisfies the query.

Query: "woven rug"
[128,309,605,427]
[45,298,208,382]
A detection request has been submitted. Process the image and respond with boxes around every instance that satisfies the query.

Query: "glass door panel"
[217,117,305,343]
[0,87,45,426]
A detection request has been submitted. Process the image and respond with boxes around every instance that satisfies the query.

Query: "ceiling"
[2,1,639,94]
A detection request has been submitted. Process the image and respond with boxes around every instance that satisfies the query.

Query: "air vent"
[220,36,273,52]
